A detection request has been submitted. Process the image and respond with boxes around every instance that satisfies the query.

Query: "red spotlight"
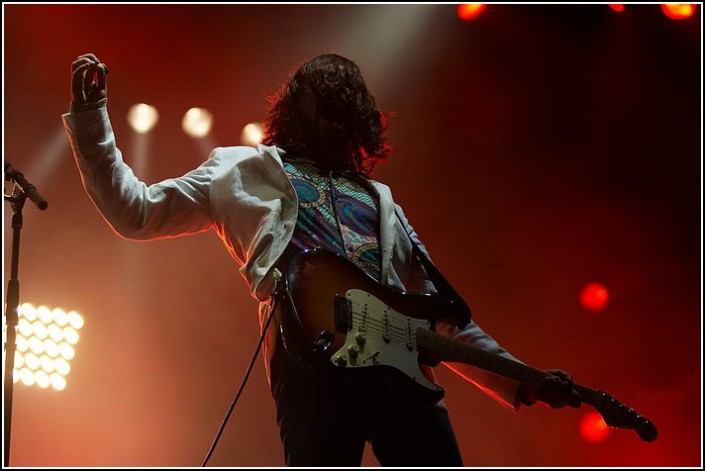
[457,4,486,21]
[580,411,610,443]
[661,4,696,19]
[579,282,609,312]
[608,4,625,12]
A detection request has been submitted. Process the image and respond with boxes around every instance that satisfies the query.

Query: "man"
[64,52,580,466]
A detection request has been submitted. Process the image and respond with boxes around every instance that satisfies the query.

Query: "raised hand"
[70,53,108,109]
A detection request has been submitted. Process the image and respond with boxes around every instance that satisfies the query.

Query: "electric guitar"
[278,248,658,442]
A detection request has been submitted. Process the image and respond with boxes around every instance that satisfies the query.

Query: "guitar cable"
[200,269,282,467]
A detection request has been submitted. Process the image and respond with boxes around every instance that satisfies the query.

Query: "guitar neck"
[416,328,599,406]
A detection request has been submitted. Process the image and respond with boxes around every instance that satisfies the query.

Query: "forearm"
[436,319,523,411]
[63,107,214,240]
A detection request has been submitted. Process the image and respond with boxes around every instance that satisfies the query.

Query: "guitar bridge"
[334,295,352,332]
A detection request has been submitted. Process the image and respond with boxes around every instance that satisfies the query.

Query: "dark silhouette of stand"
[4,161,48,467]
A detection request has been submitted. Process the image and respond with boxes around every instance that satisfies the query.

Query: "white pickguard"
[330,289,442,393]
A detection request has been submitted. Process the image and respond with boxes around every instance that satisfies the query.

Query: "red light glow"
[609,4,625,12]
[580,282,609,312]
[661,4,696,19]
[457,4,486,21]
[580,411,610,443]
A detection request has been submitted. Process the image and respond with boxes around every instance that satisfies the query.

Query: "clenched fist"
[70,53,108,112]
[518,369,582,409]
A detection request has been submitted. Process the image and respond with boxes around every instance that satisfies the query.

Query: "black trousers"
[267,318,464,467]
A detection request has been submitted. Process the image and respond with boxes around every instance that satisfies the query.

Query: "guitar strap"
[394,207,472,328]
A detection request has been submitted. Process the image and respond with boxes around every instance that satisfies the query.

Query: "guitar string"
[349,310,410,332]
[345,308,420,345]
[348,307,414,338]
[334,311,411,345]
[346,321,409,346]
[326,296,443,346]
[345,316,409,344]
[345,300,428,336]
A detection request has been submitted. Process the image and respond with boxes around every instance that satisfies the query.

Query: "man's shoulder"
[367,177,391,194]
[212,144,285,163]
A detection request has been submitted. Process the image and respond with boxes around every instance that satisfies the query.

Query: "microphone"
[4,161,48,210]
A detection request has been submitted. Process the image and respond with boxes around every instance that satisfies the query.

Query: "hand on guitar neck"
[517,369,581,408]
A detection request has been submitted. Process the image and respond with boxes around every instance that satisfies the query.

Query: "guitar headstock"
[593,390,658,442]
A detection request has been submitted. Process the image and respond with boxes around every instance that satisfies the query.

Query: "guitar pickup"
[334,295,352,332]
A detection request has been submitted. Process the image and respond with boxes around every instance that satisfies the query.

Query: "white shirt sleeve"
[63,108,219,240]
[435,319,523,411]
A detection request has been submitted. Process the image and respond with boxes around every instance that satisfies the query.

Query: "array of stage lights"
[10,303,84,391]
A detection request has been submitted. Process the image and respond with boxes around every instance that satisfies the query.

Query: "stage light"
[68,311,85,330]
[50,374,67,391]
[661,4,696,19]
[24,353,39,370]
[18,318,32,337]
[608,4,625,12]
[579,282,609,312]
[182,107,214,138]
[457,4,486,21]
[19,368,35,386]
[580,411,610,443]
[28,337,44,355]
[37,305,53,324]
[53,308,69,327]
[22,303,37,321]
[127,103,159,133]
[35,371,50,389]
[32,321,48,340]
[64,327,80,346]
[48,324,63,343]
[14,354,24,369]
[59,343,76,361]
[241,123,264,146]
[39,355,55,373]
[11,303,84,391]
[16,335,28,353]
[54,358,71,376]
[44,340,60,358]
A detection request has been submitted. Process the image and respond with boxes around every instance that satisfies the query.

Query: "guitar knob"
[355,332,366,346]
[334,354,347,367]
[347,345,359,358]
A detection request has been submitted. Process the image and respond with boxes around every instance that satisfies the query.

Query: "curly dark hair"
[262,54,391,176]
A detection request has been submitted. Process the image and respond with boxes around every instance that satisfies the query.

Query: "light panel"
[10,303,84,391]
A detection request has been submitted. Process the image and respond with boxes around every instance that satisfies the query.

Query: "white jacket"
[63,107,523,409]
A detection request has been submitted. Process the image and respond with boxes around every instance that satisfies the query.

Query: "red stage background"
[3,4,701,467]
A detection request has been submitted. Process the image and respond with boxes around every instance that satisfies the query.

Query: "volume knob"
[334,354,347,367]
[347,345,359,358]
[355,332,366,346]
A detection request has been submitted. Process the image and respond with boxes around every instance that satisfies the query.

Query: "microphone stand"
[3,162,48,467]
